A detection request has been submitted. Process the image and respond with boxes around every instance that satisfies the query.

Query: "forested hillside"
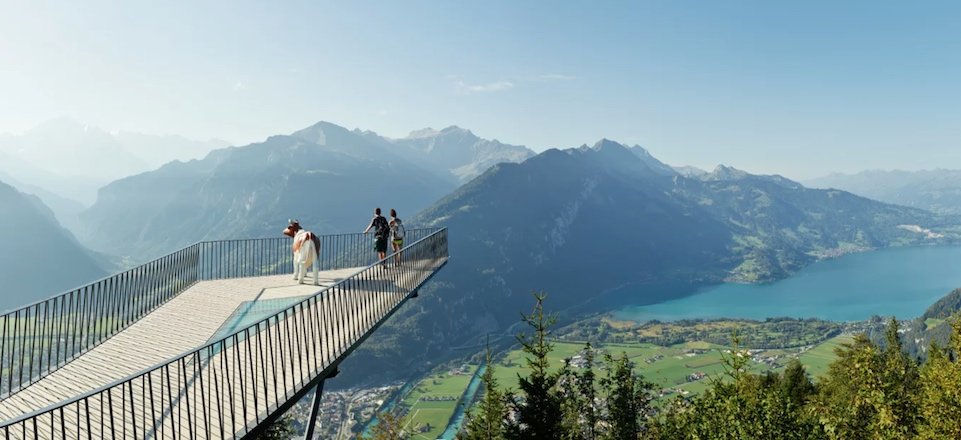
[448,297,961,440]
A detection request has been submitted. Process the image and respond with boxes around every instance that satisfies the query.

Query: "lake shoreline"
[612,244,961,323]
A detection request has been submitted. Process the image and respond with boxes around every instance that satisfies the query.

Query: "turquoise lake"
[613,245,961,322]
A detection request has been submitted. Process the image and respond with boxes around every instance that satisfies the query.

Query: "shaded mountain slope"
[0,167,86,233]
[79,121,535,262]
[336,140,953,386]
[679,166,942,281]
[80,128,454,261]
[0,180,107,310]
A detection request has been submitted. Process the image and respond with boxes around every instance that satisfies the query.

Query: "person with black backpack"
[363,207,390,266]
[389,208,406,266]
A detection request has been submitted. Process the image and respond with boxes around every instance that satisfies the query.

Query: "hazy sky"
[1,1,959,179]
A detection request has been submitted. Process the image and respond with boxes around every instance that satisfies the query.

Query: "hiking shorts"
[392,238,404,248]
[375,236,388,253]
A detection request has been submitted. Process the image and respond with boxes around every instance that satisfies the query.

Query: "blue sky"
[1,1,959,179]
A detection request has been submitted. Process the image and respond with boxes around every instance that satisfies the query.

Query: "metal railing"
[196,228,439,280]
[0,227,448,438]
[0,246,201,398]
[0,228,441,399]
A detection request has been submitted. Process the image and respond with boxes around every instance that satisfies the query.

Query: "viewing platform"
[0,228,449,439]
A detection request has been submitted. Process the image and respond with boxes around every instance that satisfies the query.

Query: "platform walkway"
[0,269,356,421]
[0,228,448,439]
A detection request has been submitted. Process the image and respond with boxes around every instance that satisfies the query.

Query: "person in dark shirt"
[363,207,390,265]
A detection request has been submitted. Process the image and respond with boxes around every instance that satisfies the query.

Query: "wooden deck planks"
[0,269,361,422]
[0,257,446,439]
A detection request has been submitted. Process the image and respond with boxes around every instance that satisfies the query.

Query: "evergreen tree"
[652,335,821,440]
[254,415,296,440]
[812,323,920,440]
[918,319,961,439]
[363,412,408,440]
[780,359,815,408]
[599,353,653,440]
[579,342,598,440]
[557,359,587,440]
[811,334,882,439]
[877,318,920,438]
[461,349,511,440]
[511,292,563,439]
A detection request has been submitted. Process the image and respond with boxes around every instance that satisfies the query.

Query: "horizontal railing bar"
[0,243,201,315]
[195,231,392,244]
[1,230,434,315]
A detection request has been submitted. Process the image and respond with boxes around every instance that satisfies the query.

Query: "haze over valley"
[806,169,961,216]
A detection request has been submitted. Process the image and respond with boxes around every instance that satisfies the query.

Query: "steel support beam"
[303,367,340,439]
[303,380,325,440]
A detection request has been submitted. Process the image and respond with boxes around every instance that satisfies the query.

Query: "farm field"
[398,365,477,439]
[797,334,854,378]
[487,335,848,402]
[393,326,852,438]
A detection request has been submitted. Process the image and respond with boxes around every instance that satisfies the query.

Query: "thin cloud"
[452,74,576,94]
[534,74,579,81]
[455,80,515,94]
[232,81,246,91]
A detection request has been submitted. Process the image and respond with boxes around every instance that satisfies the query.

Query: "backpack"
[374,216,389,238]
[392,220,405,239]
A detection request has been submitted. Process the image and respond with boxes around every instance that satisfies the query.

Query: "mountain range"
[334,139,955,386]
[5,118,957,388]
[0,118,230,230]
[78,121,534,261]
[805,169,961,216]
[0,118,230,183]
[0,180,107,310]
[385,126,534,183]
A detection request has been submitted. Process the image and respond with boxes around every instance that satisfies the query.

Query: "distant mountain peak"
[706,164,750,180]
[306,120,347,129]
[582,139,677,176]
[405,128,439,139]
[406,125,475,140]
[441,125,469,133]
[583,139,636,165]
[591,138,628,151]
[703,165,802,189]
[290,121,356,146]
[293,120,348,132]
